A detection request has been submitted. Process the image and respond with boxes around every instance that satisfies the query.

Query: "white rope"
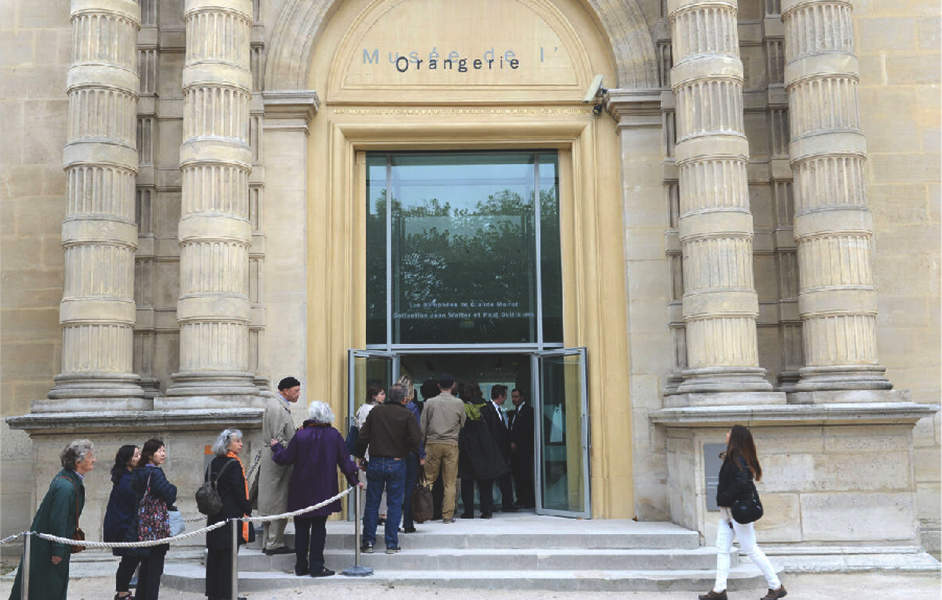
[31,487,355,549]
[0,532,28,545]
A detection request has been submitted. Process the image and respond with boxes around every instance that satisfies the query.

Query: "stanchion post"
[230,519,239,599]
[21,533,30,600]
[342,487,372,577]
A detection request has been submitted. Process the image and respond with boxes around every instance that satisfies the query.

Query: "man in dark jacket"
[508,388,535,508]
[355,383,422,554]
[481,384,517,513]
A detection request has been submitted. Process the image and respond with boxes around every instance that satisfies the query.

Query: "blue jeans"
[364,457,407,549]
[400,453,419,529]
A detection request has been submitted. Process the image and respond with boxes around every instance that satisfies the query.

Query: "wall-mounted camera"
[584,74,608,118]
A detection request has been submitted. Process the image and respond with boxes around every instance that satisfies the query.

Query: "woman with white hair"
[204,429,253,600]
[9,439,96,600]
[271,401,360,578]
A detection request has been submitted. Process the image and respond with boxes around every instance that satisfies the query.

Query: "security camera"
[583,74,607,104]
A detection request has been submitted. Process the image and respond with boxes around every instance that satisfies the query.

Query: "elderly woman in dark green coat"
[9,439,96,600]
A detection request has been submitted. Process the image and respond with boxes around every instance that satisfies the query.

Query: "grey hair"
[212,429,243,456]
[387,383,407,406]
[60,439,95,470]
[308,401,335,424]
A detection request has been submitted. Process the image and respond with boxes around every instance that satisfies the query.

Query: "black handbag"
[731,481,763,524]
[411,468,434,524]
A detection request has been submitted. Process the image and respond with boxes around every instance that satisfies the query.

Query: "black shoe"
[501,505,519,512]
[295,567,309,576]
[265,546,294,555]
[310,567,335,578]
[360,542,374,553]
[402,526,416,533]
[377,516,386,525]
[480,512,493,519]
[460,513,474,519]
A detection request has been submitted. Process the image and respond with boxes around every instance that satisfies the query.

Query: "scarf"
[226,451,249,541]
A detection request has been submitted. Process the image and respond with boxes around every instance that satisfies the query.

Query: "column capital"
[606,89,662,130]
[263,90,320,128]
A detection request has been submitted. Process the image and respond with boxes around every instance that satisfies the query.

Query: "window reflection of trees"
[366,157,561,346]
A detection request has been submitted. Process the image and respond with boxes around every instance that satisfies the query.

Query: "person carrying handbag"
[699,425,786,600]
[127,439,178,600]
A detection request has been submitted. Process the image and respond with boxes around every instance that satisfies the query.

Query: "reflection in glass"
[539,353,585,513]
[366,151,562,346]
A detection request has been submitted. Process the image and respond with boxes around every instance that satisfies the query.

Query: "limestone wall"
[852,0,942,553]
[0,0,71,553]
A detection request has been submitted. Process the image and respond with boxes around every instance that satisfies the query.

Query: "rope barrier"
[26,487,355,550]
[0,532,28,545]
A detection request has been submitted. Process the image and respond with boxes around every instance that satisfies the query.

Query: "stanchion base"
[341,566,374,577]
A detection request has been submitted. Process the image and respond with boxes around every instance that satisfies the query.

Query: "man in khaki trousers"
[259,376,301,554]
[420,374,466,523]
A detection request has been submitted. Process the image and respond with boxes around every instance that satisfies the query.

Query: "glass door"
[532,348,590,518]
[347,349,398,518]
[347,349,399,430]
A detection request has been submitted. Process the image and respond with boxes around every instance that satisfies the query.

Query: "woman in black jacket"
[699,425,786,600]
[128,439,177,600]
[205,429,253,600]
[103,444,141,600]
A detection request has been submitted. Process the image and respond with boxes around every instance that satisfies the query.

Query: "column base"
[794,365,893,392]
[665,390,786,408]
[161,371,266,409]
[777,370,801,393]
[675,367,773,394]
[787,388,910,405]
[45,373,147,411]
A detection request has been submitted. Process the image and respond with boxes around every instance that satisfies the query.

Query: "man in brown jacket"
[420,374,466,523]
[355,383,422,553]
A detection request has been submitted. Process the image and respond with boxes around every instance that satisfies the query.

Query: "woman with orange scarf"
[205,429,254,600]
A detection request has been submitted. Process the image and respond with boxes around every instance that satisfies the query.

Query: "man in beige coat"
[260,376,301,554]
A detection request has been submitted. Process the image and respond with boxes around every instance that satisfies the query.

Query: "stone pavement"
[1,572,940,599]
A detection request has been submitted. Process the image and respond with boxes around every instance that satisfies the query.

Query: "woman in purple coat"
[270,401,360,578]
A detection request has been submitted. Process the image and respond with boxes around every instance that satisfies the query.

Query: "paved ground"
[2,572,940,599]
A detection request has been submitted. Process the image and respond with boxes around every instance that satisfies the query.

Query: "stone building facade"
[2,0,940,561]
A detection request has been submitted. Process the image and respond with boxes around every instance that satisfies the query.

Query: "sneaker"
[443,517,456,524]
[698,590,727,600]
[385,546,401,554]
[360,542,374,553]
[760,586,787,600]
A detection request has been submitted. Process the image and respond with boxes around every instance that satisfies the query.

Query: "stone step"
[253,516,701,550]
[236,546,730,572]
[162,562,771,593]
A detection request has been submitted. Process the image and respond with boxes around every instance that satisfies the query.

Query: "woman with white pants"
[699,425,786,600]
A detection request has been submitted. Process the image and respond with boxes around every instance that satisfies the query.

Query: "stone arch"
[264,0,658,92]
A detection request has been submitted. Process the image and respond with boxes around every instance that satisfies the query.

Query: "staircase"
[162,513,773,592]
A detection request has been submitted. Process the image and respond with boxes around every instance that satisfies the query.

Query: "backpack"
[344,424,359,455]
[195,459,234,516]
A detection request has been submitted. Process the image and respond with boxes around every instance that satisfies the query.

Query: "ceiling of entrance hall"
[325,0,604,103]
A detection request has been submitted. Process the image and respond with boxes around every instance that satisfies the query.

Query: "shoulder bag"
[410,467,434,524]
[730,481,764,524]
[137,471,171,541]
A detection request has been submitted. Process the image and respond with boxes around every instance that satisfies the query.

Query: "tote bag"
[411,469,434,524]
[137,472,171,541]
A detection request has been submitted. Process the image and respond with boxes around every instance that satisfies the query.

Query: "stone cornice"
[6,408,265,434]
[606,89,662,130]
[262,90,319,132]
[649,402,940,427]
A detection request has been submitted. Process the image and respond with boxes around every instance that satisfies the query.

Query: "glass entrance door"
[532,348,590,518]
[347,349,399,430]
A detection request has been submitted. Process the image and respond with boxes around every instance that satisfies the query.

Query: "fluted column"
[782,0,891,391]
[669,0,772,393]
[166,0,257,398]
[46,0,146,409]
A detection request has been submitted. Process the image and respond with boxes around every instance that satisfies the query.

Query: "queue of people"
[8,373,539,600]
